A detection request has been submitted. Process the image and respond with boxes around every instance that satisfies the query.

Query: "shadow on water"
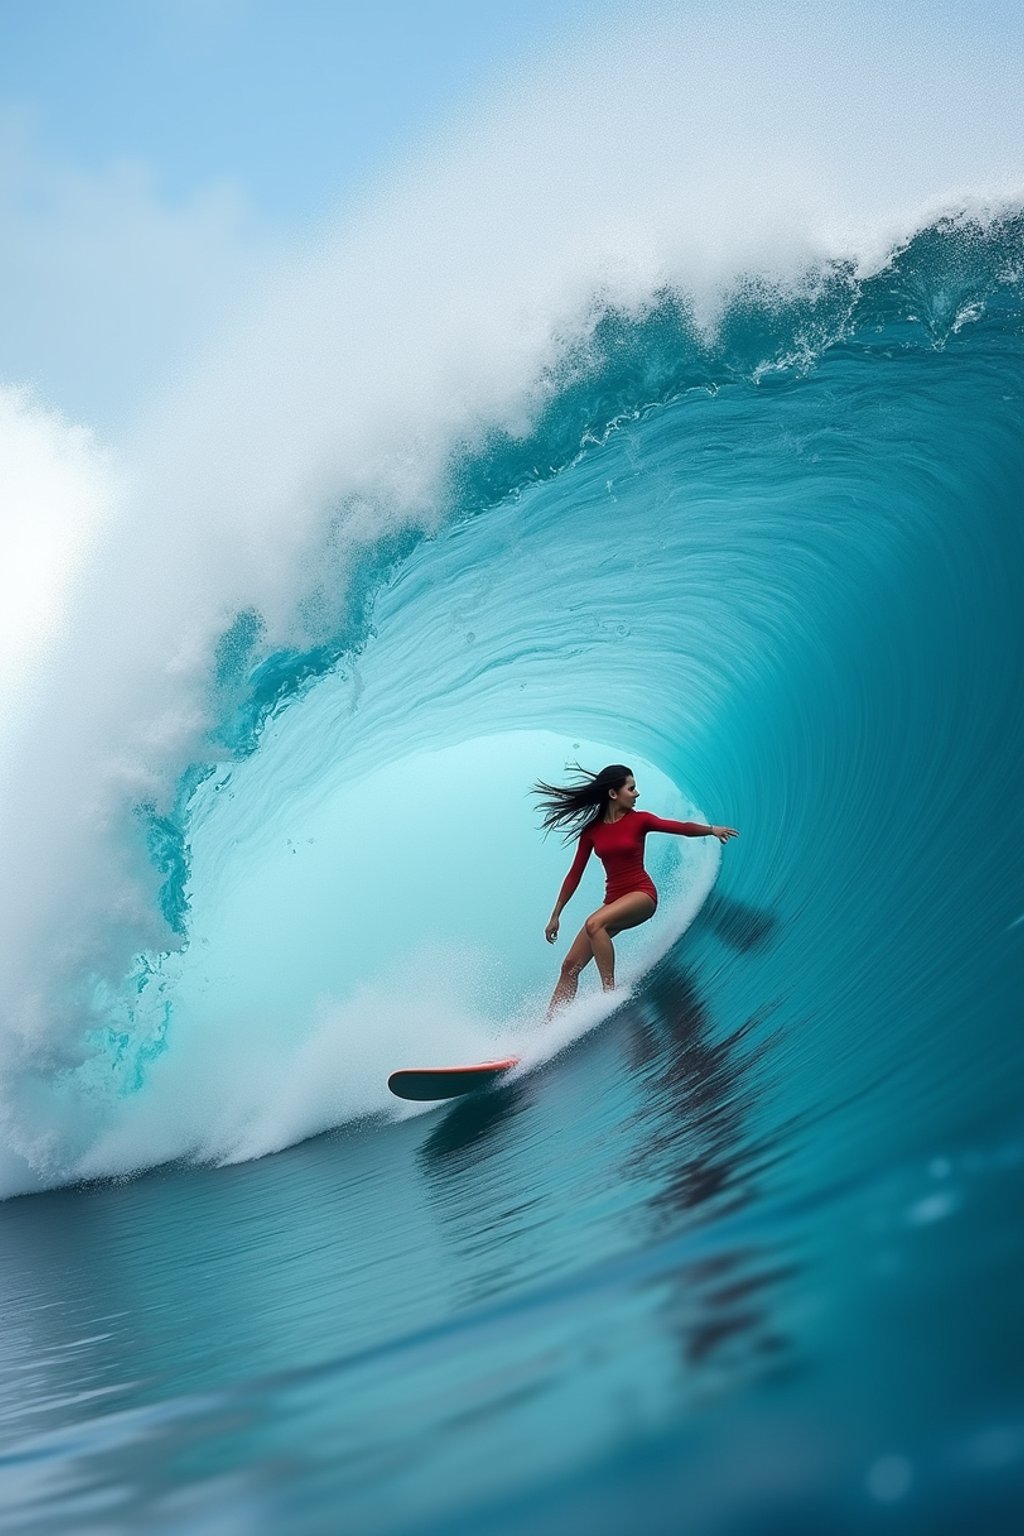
[697,892,780,954]
[627,952,784,1224]
[618,945,799,1385]
[419,1082,528,1166]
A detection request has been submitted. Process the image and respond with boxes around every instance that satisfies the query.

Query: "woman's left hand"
[711,825,739,843]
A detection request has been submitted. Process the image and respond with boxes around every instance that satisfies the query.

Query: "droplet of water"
[908,1191,958,1226]
[866,1455,913,1502]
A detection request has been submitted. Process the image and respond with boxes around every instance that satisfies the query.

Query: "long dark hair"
[531,762,633,844]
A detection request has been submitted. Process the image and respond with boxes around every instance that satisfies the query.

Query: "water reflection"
[420,1082,527,1167]
[623,940,798,1393]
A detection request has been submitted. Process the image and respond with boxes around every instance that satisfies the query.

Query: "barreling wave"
[1,0,1023,1196]
[0,202,1020,1196]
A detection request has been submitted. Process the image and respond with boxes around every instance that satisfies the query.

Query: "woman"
[533,763,738,1016]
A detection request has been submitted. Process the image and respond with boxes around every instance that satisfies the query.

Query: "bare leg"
[585,892,656,991]
[547,892,656,1017]
[546,924,595,1018]
[587,921,617,990]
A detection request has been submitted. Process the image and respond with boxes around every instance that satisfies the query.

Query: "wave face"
[1,204,1023,1193]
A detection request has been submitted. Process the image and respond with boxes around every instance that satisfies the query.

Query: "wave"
[1,0,1023,1196]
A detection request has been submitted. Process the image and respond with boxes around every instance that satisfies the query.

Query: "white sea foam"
[0,387,118,718]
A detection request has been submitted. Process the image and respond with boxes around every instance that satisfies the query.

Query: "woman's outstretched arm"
[641,812,739,844]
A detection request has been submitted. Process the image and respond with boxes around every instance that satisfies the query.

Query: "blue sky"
[1,0,597,221]
[0,0,599,427]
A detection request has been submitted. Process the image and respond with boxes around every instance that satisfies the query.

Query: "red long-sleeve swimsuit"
[556,809,705,910]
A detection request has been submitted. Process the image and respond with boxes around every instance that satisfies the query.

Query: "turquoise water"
[1,211,1023,1530]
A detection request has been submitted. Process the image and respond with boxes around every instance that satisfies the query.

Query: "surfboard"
[387,1056,520,1102]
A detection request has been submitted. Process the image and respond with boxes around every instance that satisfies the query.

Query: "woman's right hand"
[545,918,559,944]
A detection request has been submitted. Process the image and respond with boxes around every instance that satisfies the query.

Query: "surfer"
[533,763,738,1016]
